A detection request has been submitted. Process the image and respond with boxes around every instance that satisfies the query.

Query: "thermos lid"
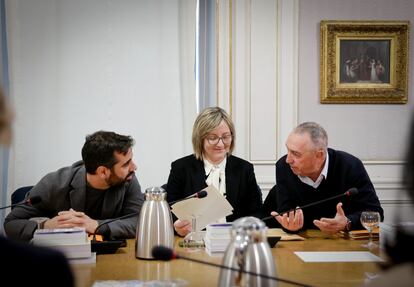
[231,216,267,243]
[144,186,166,200]
[145,186,166,194]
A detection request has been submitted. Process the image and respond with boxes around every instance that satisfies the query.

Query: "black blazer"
[166,154,263,222]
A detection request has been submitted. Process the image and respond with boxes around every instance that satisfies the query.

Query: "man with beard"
[4,131,145,242]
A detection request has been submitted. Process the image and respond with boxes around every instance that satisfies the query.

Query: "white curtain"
[4,0,197,202]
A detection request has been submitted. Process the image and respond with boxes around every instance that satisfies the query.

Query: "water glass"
[360,211,380,249]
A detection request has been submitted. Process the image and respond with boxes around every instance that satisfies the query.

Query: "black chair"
[262,184,282,228]
[11,186,33,209]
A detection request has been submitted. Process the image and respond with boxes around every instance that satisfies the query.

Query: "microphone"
[262,188,359,221]
[168,190,208,205]
[152,246,313,287]
[0,195,42,210]
[93,212,139,241]
[93,191,209,239]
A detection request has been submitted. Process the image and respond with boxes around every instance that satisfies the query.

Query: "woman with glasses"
[165,106,262,236]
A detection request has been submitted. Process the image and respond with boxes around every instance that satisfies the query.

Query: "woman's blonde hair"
[192,107,235,160]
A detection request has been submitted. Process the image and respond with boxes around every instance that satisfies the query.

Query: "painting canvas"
[320,20,409,104]
[340,40,390,84]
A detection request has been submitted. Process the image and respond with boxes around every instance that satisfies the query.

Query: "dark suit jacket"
[166,154,262,222]
[0,235,74,286]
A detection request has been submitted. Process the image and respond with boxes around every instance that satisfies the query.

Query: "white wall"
[298,0,414,222]
[221,0,413,223]
[5,0,196,199]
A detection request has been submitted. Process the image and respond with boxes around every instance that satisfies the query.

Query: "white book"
[33,227,88,245]
[204,223,232,254]
[47,241,92,259]
[205,223,232,237]
[69,252,96,265]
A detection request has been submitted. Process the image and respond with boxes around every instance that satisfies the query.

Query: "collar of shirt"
[204,157,227,176]
[298,151,329,189]
[204,157,227,195]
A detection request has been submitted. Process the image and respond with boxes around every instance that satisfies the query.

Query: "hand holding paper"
[171,185,233,231]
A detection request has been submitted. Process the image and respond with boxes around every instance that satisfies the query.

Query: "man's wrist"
[29,217,49,229]
[39,218,48,229]
[345,217,352,231]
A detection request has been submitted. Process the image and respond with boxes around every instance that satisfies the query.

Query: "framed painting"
[320,20,409,104]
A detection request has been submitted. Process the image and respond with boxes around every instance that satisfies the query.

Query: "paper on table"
[294,251,384,262]
[171,185,233,231]
[267,228,305,241]
[92,280,188,287]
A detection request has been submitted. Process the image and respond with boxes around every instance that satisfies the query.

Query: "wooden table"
[72,231,385,287]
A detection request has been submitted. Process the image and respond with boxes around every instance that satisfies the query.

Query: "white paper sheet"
[171,185,233,231]
[294,251,384,262]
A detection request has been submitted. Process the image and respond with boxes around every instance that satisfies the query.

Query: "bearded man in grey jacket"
[4,131,145,242]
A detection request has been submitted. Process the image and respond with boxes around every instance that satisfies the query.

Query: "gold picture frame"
[320,20,409,104]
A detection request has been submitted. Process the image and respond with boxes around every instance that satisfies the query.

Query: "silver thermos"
[218,216,277,287]
[135,186,174,259]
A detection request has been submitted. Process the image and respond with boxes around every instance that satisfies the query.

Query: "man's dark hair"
[81,131,134,174]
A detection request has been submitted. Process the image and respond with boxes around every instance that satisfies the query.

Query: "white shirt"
[204,157,227,223]
[204,157,227,196]
[298,151,329,189]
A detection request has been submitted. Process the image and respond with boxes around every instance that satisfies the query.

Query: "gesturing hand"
[313,202,348,234]
[271,207,304,232]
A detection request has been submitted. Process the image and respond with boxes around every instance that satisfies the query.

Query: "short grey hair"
[293,122,328,150]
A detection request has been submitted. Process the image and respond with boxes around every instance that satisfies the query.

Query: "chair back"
[11,186,33,209]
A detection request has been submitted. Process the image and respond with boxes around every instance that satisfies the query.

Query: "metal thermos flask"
[135,186,174,259]
[218,216,277,287]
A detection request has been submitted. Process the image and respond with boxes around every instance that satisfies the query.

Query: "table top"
[71,230,385,287]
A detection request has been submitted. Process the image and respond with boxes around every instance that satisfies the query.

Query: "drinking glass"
[360,211,380,249]
[183,215,204,252]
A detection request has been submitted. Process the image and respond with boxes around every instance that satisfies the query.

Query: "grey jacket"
[4,161,145,242]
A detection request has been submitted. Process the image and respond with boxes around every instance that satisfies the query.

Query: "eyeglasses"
[206,134,233,145]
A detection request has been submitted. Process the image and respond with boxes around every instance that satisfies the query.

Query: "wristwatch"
[38,218,48,229]
[29,217,49,229]
[345,217,352,231]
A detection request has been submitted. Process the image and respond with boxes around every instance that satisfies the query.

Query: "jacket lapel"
[69,166,87,212]
[225,156,240,206]
[192,157,208,192]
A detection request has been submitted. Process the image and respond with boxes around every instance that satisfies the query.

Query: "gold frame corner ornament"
[320,20,409,104]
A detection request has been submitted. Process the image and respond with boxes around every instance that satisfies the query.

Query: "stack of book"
[267,228,305,241]
[204,223,232,255]
[32,227,96,264]
[341,227,380,240]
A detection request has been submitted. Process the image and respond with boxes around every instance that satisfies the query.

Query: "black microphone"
[93,212,139,241]
[262,188,359,221]
[0,195,42,210]
[152,245,313,287]
[168,190,208,205]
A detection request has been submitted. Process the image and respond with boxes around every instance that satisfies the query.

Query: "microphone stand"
[261,189,357,222]
[0,196,42,210]
[168,190,207,206]
[173,253,312,287]
[92,212,139,241]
